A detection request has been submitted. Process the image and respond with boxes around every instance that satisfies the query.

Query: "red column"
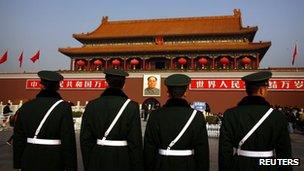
[71,59,75,71]
[105,59,108,70]
[256,54,260,69]
[234,57,237,69]
[212,57,215,70]
[149,61,151,70]
[191,57,194,69]
[124,57,127,70]
[142,58,145,70]
[86,60,90,71]
[170,57,173,69]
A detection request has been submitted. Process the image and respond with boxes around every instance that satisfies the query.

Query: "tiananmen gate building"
[0,9,303,113]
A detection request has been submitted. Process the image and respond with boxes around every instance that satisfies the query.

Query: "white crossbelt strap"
[27,138,61,145]
[167,110,197,150]
[159,110,197,156]
[233,148,273,158]
[97,99,131,146]
[96,139,127,146]
[159,149,194,156]
[27,100,63,145]
[235,108,274,157]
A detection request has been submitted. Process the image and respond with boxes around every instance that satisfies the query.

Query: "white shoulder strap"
[34,100,64,139]
[103,99,131,139]
[167,110,197,150]
[238,108,274,148]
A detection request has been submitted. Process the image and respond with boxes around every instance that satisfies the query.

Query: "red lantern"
[130,58,139,70]
[198,57,208,69]
[178,57,187,69]
[242,57,251,64]
[76,60,85,70]
[94,59,102,66]
[76,60,85,66]
[220,57,229,69]
[93,59,102,70]
[112,59,121,69]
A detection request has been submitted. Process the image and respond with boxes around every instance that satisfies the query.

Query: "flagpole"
[292,42,298,67]
[19,50,24,73]
[38,49,40,72]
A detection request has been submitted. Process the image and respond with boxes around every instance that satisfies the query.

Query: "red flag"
[18,52,23,67]
[30,50,40,63]
[0,51,8,64]
[292,44,298,65]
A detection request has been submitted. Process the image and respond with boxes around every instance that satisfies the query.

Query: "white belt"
[27,138,61,145]
[233,148,273,157]
[159,149,194,156]
[96,139,128,146]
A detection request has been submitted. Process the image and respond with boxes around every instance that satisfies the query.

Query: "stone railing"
[0,100,23,115]
[206,124,221,138]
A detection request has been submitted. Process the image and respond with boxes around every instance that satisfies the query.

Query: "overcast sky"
[0,0,303,73]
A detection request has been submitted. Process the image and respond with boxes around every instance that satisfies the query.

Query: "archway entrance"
[142,97,161,121]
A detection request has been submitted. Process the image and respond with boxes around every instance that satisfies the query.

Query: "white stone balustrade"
[206,123,221,138]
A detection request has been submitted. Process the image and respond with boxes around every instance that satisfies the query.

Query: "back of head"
[103,68,129,89]
[165,74,191,98]
[242,71,272,96]
[105,75,125,89]
[167,86,188,98]
[38,70,63,92]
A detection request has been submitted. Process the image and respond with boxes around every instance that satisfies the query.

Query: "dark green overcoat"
[80,88,143,171]
[219,96,292,171]
[13,90,77,171]
[144,98,209,171]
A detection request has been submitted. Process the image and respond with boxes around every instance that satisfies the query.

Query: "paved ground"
[1,120,303,171]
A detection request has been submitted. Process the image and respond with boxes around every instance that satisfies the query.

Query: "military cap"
[165,74,191,86]
[242,71,272,86]
[38,70,63,82]
[103,68,129,77]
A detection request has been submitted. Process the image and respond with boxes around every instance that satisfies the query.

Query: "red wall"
[1,78,303,113]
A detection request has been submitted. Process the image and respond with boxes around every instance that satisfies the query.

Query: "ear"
[40,83,46,90]
[183,91,188,97]
[105,80,109,88]
[259,86,267,97]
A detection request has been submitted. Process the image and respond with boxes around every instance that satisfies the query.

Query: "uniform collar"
[100,87,128,98]
[238,95,270,107]
[36,89,62,99]
[163,98,190,107]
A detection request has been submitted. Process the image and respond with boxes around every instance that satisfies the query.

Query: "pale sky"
[0,0,303,73]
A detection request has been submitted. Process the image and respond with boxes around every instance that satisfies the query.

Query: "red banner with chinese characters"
[26,79,107,90]
[190,78,304,91]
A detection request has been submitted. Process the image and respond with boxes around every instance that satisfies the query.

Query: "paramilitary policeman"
[144,74,209,171]
[219,71,292,171]
[13,70,78,171]
[80,68,143,171]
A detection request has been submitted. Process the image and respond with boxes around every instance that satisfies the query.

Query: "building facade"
[1,10,303,114]
[59,9,271,72]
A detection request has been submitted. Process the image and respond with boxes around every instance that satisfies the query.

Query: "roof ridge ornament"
[102,16,109,24]
[233,9,241,17]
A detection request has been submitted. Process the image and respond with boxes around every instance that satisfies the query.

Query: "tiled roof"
[73,9,257,40]
[59,42,271,57]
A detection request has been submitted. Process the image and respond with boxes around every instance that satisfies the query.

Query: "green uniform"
[144,98,209,171]
[80,88,143,171]
[219,96,292,171]
[13,90,77,171]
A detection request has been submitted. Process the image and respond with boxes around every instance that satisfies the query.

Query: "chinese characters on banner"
[190,79,304,91]
[25,78,304,91]
[26,79,108,90]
